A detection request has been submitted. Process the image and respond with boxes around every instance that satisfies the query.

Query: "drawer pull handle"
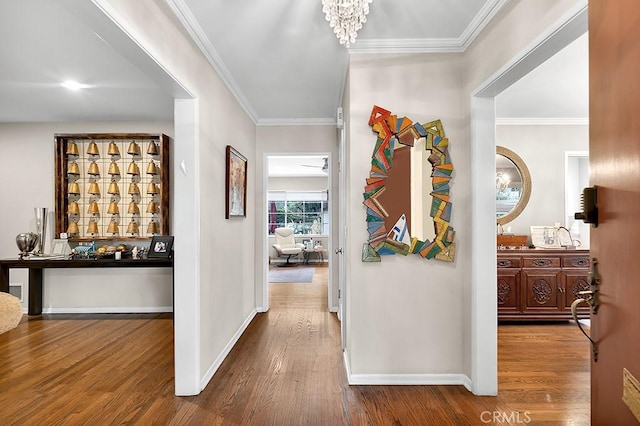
[532,259,552,267]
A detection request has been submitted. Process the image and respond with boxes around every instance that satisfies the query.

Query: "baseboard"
[42,306,173,314]
[343,349,472,390]
[200,308,257,390]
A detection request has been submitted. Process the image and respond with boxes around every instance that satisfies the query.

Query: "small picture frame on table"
[148,236,174,258]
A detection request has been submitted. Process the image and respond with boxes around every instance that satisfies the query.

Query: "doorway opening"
[470,4,588,395]
[264,154,334,313]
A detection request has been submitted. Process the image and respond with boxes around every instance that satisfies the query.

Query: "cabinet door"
[497,268,520,314]
[522,269,562,314]
[564,270,591,313]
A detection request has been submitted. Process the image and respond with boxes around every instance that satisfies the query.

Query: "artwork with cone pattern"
[363,106,455,263]
[54,133,170,240]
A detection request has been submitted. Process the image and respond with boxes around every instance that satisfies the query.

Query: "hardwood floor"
[0,265,590,425]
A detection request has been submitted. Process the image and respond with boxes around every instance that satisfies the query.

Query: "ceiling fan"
[301,157,328,172]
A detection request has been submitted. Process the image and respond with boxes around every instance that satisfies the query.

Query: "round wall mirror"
[496,146,531,225]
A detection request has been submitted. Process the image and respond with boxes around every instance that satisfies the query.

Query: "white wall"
[0,121,173,312]
[346,53,467,377]
[268,176,328,192]
[344,0,586,393]
[101,0,257,395]
[496,125,589,237]
[255,125,339,310]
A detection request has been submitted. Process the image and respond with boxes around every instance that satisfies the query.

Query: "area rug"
[269,267,315,283]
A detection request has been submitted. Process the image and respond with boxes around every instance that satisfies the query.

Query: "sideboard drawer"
[497,257,521,268]
[522,257,561,268]
[562,256,590,268]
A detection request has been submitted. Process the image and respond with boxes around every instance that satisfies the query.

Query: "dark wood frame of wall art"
[54,133,170,242]
[225,145,248,219]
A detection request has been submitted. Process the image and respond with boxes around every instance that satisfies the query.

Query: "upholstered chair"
[272,227,304,266]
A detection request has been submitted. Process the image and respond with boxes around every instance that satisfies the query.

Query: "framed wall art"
[54,133,170,241]
[225,145,247,219]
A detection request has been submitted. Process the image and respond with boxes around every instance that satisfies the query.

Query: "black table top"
[0,257,173,268]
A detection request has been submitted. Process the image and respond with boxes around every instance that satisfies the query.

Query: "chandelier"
[322,0,373,48]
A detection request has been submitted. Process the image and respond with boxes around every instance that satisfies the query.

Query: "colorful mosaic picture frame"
[362,105,456,263]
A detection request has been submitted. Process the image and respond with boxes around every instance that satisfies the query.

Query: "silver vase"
[34,207,47,255]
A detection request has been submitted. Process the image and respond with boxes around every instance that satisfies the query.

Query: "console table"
[0,258,173,315]
[497,249,591,321]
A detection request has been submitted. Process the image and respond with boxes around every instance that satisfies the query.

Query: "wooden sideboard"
[497,249,591,321]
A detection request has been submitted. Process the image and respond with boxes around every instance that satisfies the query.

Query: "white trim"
[342,349,471,390]
[349,0,507,54]
[470,96,498,396]
[200,309,258,390]
[349,37,465,54]
[164,0,259,122]
[89,0,194,99]
[43,306,173,314]
[173,98,202,396]
[459,0,509,50]
[329,305,338,313]
[496,117,589,126]
[349,373,473,388]
[257,118,337,127]
[473,1,588,97]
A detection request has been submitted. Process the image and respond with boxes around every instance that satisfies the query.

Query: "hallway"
[0,266,589,424]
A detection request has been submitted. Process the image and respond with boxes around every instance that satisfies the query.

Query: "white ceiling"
[0,0,587,125]
[268,156,329,178]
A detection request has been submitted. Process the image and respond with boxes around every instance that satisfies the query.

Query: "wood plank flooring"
[0,265,590,425]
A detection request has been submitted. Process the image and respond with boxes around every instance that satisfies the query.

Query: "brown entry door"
[590,1,640,424]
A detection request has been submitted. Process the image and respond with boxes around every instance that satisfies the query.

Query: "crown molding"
[164,0,258,123]
[348,37,465,54]
[348,0,508,54]
[496,117,589,126]
[459,0,509,50]
[166,0,509,120]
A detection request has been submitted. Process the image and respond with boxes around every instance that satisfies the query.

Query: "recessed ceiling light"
[61,81,89,91]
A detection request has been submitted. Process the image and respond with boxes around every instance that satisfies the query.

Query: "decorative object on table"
[321,0,373,48]
[362,105,456,263]
[557,226,576,248]
[530,226,562,249]
[225,145,247,219]
[16,232,39,260]
[54,133,170,240]
[497,234,528,249]
[34,207,47,255]
[0,292,23,335]
[147,235,174,258]
[50,238,72,257]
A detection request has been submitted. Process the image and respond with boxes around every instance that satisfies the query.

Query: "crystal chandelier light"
[322,0,373,48]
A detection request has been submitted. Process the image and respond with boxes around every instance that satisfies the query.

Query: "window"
[268,191,328,235]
